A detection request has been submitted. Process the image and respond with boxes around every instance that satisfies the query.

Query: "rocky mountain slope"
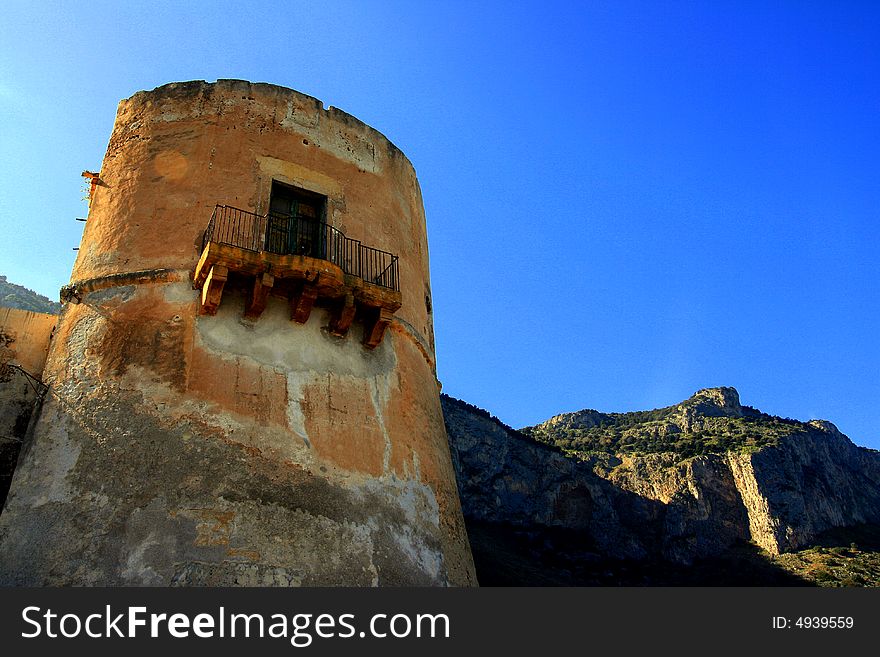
[443,388,880,584]
[0,276,60,314]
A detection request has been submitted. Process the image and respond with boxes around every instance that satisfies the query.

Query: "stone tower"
[0,80,476,586]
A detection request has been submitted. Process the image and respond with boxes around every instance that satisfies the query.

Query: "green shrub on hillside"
[523,405,808,460]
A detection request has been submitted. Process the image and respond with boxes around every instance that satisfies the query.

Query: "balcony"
[194,205,402,348]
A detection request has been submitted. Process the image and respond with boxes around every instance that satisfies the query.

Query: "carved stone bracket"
[290,284,319,324]
[245,272,274,319]
[328,293,357,337]
[199,265,228,315]
[363,308,394,349]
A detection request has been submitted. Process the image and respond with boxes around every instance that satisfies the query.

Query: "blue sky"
[1,1,878,447]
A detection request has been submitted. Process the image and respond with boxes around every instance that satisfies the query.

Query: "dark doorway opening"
[266,181,327,258]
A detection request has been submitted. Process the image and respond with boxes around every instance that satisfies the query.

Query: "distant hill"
[0,276,60,314]
[521,386,807,460]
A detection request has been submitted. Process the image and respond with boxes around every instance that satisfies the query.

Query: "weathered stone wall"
[0,307,55,511]
[0,307,55,377]
[0,81,475,586]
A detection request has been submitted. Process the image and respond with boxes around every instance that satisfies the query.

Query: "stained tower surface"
[0,80,477,586]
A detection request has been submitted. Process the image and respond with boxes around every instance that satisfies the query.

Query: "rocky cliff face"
[443,389,880,572]
[727,421,880,553]
[443,399,663,562]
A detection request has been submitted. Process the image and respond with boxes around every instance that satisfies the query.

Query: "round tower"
[0,80,476,586]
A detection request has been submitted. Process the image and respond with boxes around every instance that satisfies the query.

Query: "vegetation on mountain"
[773,524,880,587]
[520,387,810,460]
[0,276,60,314]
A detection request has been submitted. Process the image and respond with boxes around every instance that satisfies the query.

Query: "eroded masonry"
[0,80,476,586]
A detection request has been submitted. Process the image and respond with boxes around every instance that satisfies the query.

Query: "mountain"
[0,276,60,314]
[442,388,880,585]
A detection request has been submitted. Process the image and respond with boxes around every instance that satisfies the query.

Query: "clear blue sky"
[1,1,878,447]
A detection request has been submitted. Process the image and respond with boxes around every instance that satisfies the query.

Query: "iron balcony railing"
[202,205,400,291]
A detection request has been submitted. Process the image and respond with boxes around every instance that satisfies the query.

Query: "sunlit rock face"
[0,80,475,586]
